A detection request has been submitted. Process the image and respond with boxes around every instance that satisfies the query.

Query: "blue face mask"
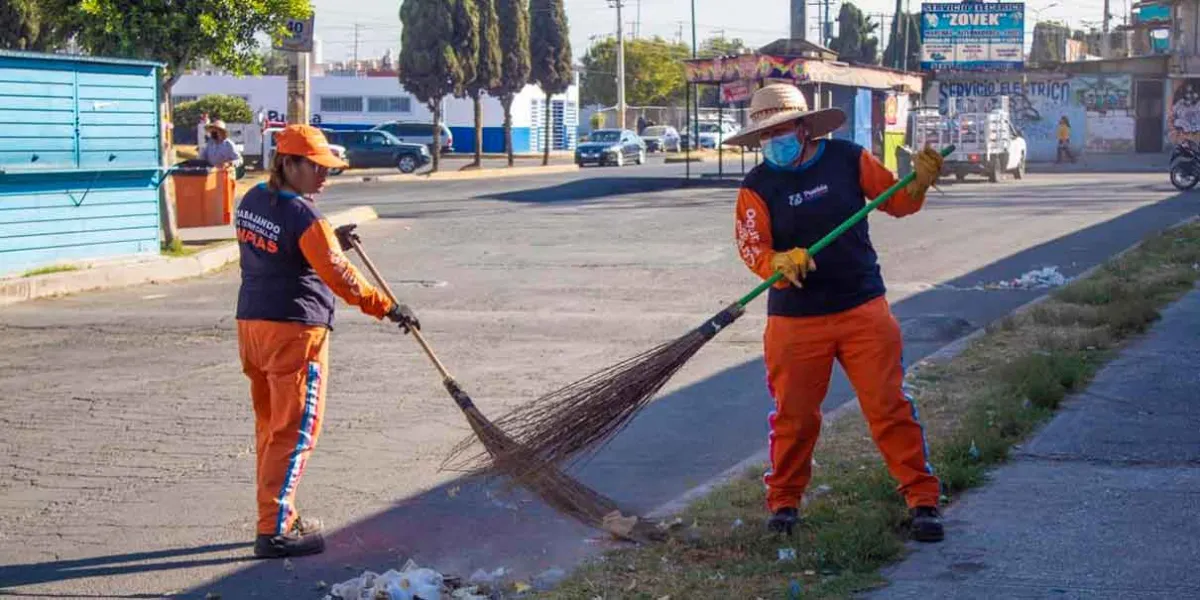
[763,131,804,169]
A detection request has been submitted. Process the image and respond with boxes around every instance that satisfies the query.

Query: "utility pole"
[610,0,627,130]
[283,14,315,126]
[1101,0,1111,58]
[692,0,698,142]
[823,0,831,48]
[901,0,911,71]
[791,0,807,41]
[676,21,684,45]
[636,0,641,38]
[287,51,311,125]
[352,23,361,68]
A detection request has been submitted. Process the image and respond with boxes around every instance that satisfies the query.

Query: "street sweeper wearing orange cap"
[234,125,420,559]
[728,83,946,543]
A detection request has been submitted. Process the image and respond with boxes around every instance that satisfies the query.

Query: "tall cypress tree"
[399,0,461,172]
[529,0,572,166]
[883,11,920,71]
[452,0,480,100]
[829,2,879,65]
[493,0,531,167]
[467,0,501,167]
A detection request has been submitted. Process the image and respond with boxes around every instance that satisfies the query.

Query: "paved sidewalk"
[1027,152,1170,174]
[867,287,1200,599]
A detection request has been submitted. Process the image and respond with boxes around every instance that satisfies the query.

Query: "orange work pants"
[763,296,940,512]
[237,320,329,536]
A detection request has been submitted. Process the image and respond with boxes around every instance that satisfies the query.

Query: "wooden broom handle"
[343,232,455,382]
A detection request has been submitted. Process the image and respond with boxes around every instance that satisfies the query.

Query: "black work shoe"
[909,506,945,543]
[767,507,800,536]
[253,516,326,558]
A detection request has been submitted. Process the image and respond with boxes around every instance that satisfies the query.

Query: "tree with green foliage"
[699,36,752,58]
[259,48,292,76]
[1030,21,1070,65]
[0,0,77,52]
[580,37,689,107]
[882,12,921,71]
[174,95,254,141]
[452,0,480,99]
[492,0,531,167]
[399,0,464,172]
[467,0,501,167]
[67,0,310,247]
[829,2,879,65]
[529,0,572,166]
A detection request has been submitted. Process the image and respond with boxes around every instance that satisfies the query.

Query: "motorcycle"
[1169,139,1200,190]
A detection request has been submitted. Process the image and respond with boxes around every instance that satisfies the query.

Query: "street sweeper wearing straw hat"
[234,124,421,558]
[731,83,947,542]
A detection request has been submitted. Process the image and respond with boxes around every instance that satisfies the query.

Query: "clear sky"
[310,0,1128,65]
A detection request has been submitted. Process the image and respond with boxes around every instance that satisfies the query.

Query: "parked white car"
[694,120,740,149]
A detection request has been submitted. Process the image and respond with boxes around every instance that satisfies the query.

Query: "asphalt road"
[0,169,1195,598]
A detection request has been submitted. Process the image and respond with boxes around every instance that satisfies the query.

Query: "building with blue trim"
[170,73,580,154]
[0,50,164,278]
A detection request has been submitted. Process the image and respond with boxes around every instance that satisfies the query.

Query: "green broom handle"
[735,145,955,308]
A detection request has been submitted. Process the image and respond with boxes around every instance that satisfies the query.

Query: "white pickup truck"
[912,96,1027,183]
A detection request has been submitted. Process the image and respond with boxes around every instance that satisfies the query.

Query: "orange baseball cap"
[275,124,349,169]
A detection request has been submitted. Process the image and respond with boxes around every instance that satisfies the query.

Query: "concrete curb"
[0,205,379,307]
[328,163,579,186]
[645,213,1200,522]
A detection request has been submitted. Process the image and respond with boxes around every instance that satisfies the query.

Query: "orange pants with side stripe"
[763,296,940,512]
[237,320,329,536]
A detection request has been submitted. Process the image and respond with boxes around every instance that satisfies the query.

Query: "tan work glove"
[770,248,817,288]
[907,146,944,197]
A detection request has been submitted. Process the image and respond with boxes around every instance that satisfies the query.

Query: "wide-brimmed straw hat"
[725,83,846,148]
[206,119,228,133]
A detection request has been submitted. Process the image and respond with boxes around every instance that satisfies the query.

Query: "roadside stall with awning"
[681,38,925,179]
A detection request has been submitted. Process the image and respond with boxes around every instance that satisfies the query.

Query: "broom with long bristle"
[338,226,660,542]
[443,146,955,474]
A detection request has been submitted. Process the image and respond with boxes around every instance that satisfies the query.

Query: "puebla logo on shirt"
[789,184,829,206]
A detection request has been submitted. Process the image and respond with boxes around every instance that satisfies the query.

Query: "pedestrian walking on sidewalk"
[729,83,947,542]
[234,125,421,558]
[1057,116,1077,163]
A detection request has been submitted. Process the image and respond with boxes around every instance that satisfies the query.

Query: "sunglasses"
[285,156,328,176]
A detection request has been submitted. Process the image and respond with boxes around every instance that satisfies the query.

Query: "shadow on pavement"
[0,544,251,598]
[481,176,697,204]
[163,193,1194,599]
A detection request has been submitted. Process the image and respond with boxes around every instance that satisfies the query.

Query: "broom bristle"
[462,405,659,539]
[444,305,744,475]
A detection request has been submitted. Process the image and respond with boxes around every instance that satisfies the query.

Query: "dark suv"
[323,130,432,173]
[371,121,454,154]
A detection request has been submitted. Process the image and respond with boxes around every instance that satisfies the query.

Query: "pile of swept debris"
[987,266,1069,290]
[323,560,567,600]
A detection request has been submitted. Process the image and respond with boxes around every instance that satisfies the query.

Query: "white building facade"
[171,73,580,153]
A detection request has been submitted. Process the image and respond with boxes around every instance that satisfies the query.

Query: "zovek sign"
[920,2,1025,72]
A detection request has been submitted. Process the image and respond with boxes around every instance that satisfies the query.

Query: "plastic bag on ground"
[328,567,443,600]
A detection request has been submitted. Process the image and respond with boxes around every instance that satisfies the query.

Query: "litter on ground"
[325,562,444,600]
[988,266,1069,290]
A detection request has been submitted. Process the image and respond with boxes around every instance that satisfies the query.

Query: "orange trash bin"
[173,161,235,228]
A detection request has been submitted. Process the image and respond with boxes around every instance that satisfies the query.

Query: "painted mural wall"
[1169,78,1200,143]
[933,75,1084,162]
[1074,75,1134,153]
